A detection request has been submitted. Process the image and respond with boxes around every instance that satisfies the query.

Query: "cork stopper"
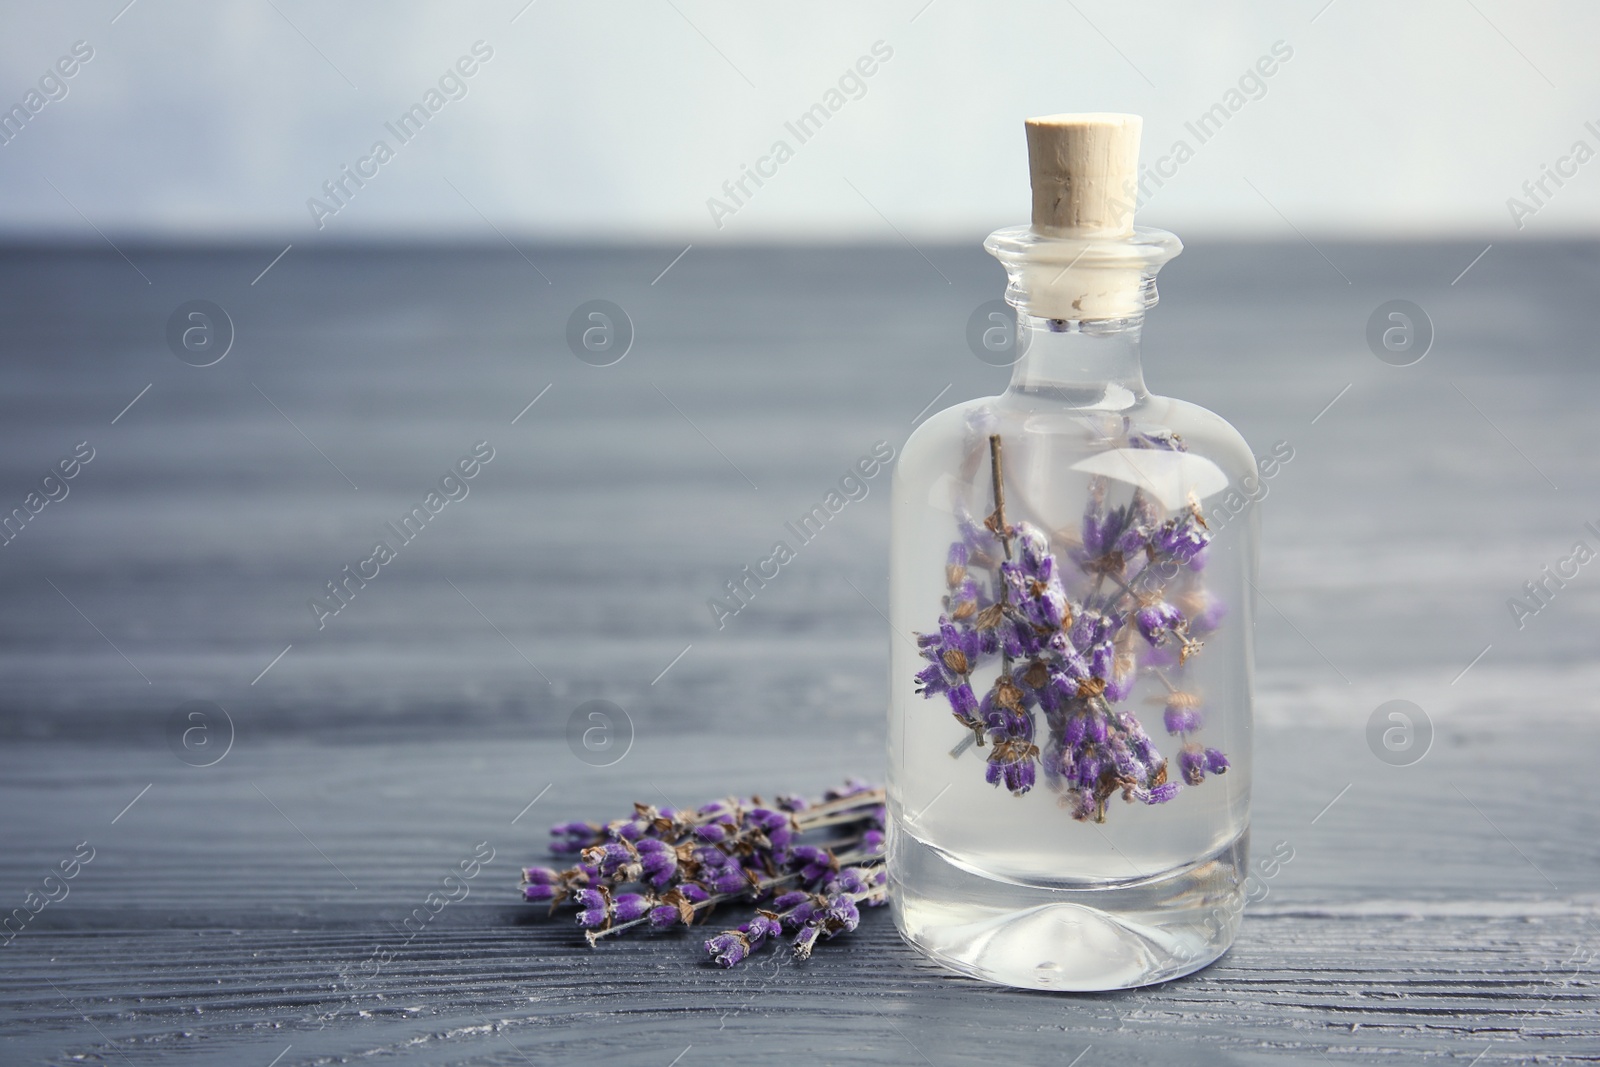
[984,111,1176,322]
[1025,113,1141,237]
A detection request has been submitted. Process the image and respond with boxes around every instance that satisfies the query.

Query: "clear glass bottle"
[887,114,1257,991]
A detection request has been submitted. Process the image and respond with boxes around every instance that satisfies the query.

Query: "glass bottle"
[886,114,1258,991]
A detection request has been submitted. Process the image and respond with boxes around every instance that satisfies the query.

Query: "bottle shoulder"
[898,392,1256,482]
[1136,393,1257,477]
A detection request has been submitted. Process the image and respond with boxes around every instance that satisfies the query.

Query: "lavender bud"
[1002,759,1036,795]
[705,931,750,968]
[791,846,835,882]
[1163,704,1202,735]
[706,865,748,895]
[640,849,678,889]
[824,894,861,933]
[833,868,870,895]
[1179,746,1206,786]
[1135,601,1184,645]
[574,888,608,929]
[784,900,819,930]
[747,808,789,832]
[1144,782,1181,804]
[792,925,822,960]
[744,913,782,946]
[612,893,651,923]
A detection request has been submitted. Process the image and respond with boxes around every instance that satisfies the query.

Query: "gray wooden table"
[0,239,1596,1064]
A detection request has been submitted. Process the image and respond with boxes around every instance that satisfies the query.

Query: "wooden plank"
[0,242,1597,1064]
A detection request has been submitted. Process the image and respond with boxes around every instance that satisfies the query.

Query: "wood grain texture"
[1,241,1598,1065]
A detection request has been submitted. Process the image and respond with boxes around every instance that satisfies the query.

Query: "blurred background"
[1,0,1597,240]
[3,3,1598,1063]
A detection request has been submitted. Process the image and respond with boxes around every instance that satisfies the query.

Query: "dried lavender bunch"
[914,431,1228,823]
[520,780,886,964]
[705,864,887,966]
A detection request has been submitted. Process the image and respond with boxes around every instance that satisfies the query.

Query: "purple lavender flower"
[581,840,641,883]
[1103,651,1136,702]
[792,892,865,960]
[782,897,819,930]
[1143,782,1181,804]
[635,838,678,888]
[1179,745,1207,786]
[1151,506,1210,565]
[986,753,1036,794]
[746,808,790,833]
[914,616,990,733]
[574,888,609,929]
[954,500,1003,568]
[1205,747,1229,774]
[705,911,786,967]
[771,890,810,911]
[790,846,836,883]
[1135,600,1185,646]
[1115,517,1152,557]
[744,912,783,946]
[822,894,861,933]
[823,777,876,801]
[705,931,750,968]
[899,436,1232,828]
[549,821,598,855]
[832,868,872,895]
[947,682,980,719]
[792,924,822,959]
[1001,526,1071,648]
[705,863,749,896]
[946,541,969,586]
[527,781,889,964]
[1184,591,1227,633]
[612,893,651,923]
[1163,694,1203,735]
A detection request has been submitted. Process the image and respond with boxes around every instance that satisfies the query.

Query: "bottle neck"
[1005,313,1147,408]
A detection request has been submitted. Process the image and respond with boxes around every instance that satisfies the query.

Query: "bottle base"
[890,829,1247,991]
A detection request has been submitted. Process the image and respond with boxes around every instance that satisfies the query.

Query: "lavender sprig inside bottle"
[913,432,1226,823]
